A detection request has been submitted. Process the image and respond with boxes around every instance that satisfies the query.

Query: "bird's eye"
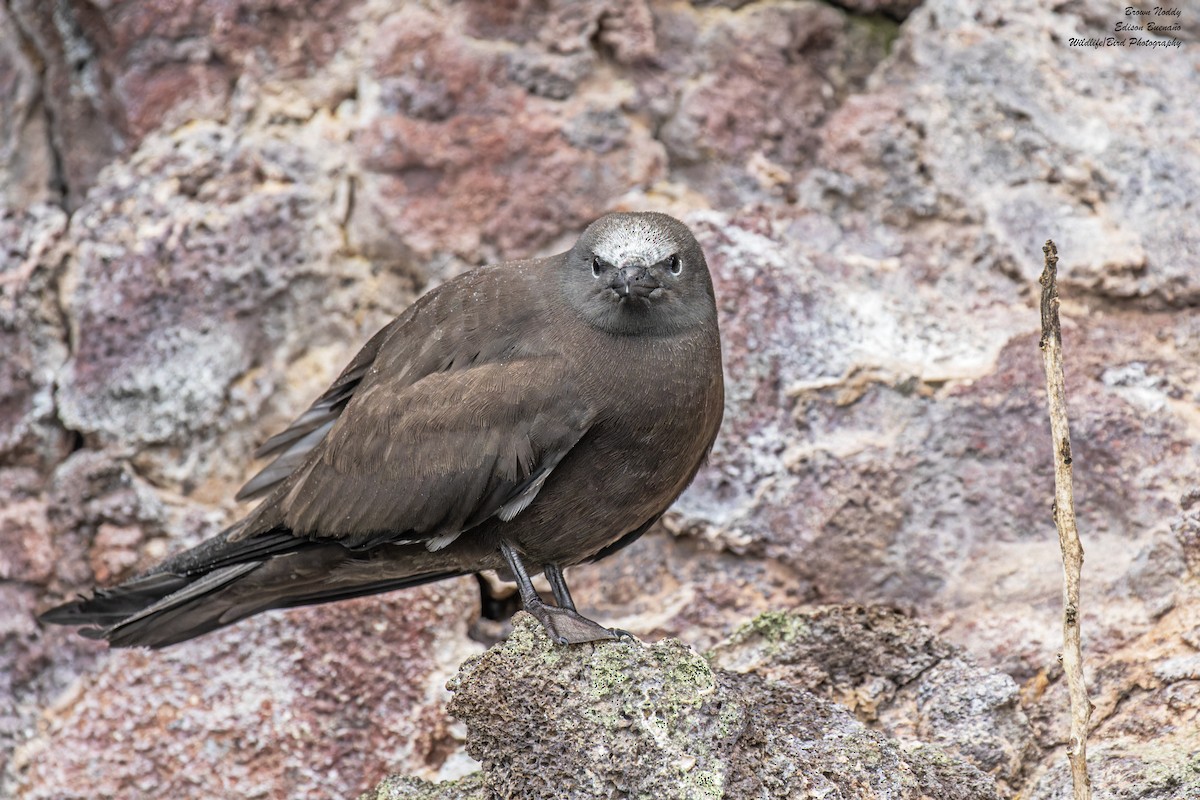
[592,256,602,278]
[666,254,682,275]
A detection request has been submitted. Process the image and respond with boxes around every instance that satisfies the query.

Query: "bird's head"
[562,212,716,337]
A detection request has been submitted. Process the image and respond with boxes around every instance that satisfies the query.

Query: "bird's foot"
[525,601,633,645]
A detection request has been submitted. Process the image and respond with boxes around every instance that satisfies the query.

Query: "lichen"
[587,640,636,701]
[427,609,1007,799]
[721,610,808,656]
[1119,739,1200,793]
[358,771,488,800]
[845,12,903,57]
[677,767,724,800]
[499,615,542,656]
[715,698,745,739]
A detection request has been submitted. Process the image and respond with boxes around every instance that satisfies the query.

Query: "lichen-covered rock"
[1028,743,1200,800]
[447,615,741,798]
[709,606,957,692]
[433,613,1000,800]
[361,772,489,800]
[709,607,1036,792]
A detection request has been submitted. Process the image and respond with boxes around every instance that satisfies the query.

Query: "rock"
[651,1,894,207]
[9,581,483,800]
[709,607,1036,793]
[5,0,363,207]
[843,0,1200,306]
[44,451,170,591]
[2,0,1199,795]
[426,612,1000,799]
[0,469,55,585]
[361,772,488,800]
[833,0,923,16]
[1027,742,1200,800]
[1023,598,1200,800]
[53,120,373,490]
[1173,489,1200,577]
[0,4,57,206]
[709,606,956,693]
[0,204,71,470]
[352,4,665,267]
[506,51,594,101]
[656,204,1199,684]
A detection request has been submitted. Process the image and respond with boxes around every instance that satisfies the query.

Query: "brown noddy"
[40,212,724,648]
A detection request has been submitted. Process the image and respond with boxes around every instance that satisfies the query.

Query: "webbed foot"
[525,600,627,645]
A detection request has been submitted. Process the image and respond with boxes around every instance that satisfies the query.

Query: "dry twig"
[1038,240,1093,800]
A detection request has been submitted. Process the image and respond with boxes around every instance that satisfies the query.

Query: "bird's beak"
[610,265,661,299]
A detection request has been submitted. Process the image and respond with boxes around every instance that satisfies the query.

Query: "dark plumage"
[41,212,725,647]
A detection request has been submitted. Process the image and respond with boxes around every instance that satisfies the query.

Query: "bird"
[40,211,725,648]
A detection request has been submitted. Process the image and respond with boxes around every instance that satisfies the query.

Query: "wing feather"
[236,321,396,501]
[232,262,586,549]
[272,356,591,548]
[236,264,553,503]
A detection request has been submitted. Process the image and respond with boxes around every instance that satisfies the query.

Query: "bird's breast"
[509,327,723,565]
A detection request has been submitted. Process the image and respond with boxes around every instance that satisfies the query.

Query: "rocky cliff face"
[2,0,1197,798]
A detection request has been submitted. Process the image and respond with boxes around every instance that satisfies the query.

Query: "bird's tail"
[39,528,463,648]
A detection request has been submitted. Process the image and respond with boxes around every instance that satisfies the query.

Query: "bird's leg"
[543,564,576,612]
[499,541,618,645]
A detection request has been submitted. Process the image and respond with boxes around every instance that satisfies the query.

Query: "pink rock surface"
[11,581,481,800]
[1,0,1197,796]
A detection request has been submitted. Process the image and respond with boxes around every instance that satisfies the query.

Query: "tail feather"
[38,572,189,627]
[98,562,264,647]
[40,529,464,648]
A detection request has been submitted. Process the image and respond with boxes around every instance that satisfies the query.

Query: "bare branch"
[1038,240,1093,800]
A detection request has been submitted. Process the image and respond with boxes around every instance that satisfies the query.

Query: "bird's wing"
[235,352,593,549]
[236,320,400,501]
[237,264,548,502]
